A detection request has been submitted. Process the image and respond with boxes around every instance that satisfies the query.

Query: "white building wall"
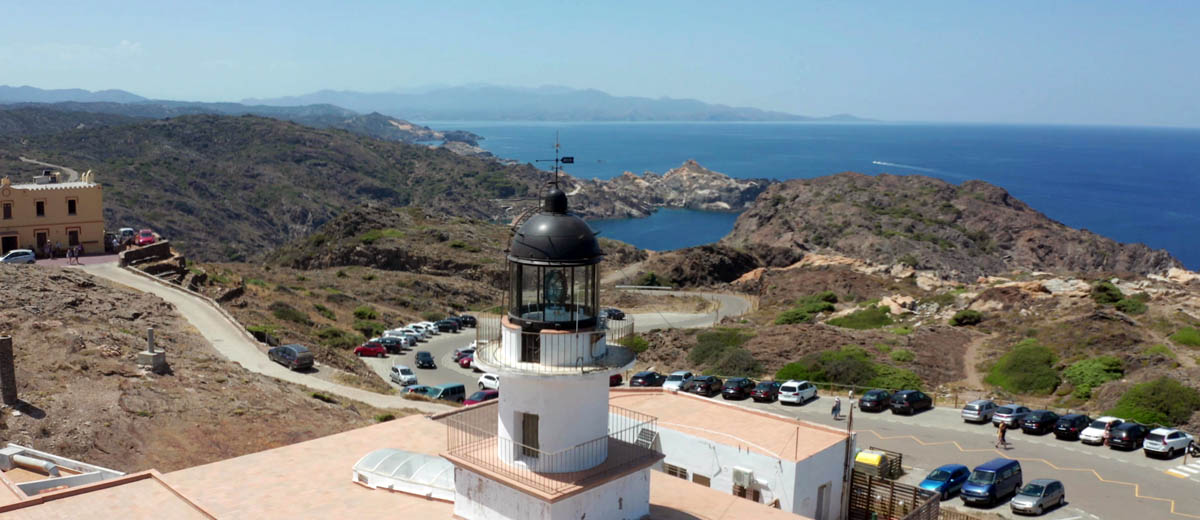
[453,466,651,520]
[497,372,610,472]
[651,424,850,519]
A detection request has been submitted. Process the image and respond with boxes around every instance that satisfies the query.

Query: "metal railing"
[471,316,637,376]
[440,403,660,495]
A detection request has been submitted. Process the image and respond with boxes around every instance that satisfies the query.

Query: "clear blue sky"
[1,1,1197,126]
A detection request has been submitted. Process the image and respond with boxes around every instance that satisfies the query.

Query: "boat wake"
[871,161,940,173]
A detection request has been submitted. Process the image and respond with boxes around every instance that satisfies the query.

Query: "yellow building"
[0,170,104,256]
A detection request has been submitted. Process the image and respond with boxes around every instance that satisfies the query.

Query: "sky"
[1,1,1198,126]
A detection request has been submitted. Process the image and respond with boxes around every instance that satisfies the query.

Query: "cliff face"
[723,172,1180,280]
[555,160,775,219]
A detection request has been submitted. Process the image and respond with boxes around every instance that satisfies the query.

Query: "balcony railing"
[471,314,637,375]
[440,403,661,496]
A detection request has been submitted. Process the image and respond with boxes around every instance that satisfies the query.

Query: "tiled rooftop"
[0,471,216,519]
[8,181,98,191]
[609,388,849,462]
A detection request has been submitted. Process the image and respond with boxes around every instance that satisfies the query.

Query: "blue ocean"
[422,121,1200,268]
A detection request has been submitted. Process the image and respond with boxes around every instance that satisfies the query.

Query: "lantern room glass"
[509,262,598,329]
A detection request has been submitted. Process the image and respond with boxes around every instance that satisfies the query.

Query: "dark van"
[960,458,1022,507]
[268,344,314,371]
[430,383,466,403]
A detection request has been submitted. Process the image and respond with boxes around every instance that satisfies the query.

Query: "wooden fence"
[848,470,940,520]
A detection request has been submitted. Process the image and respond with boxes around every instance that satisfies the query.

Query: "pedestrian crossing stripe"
[1166,469,1189,478]
[1175,465,1200,474]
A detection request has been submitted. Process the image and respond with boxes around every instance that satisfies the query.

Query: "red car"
[135,229,156,246]
[354,341,387,357]
[458,354,474,369]
[464,389,499,405]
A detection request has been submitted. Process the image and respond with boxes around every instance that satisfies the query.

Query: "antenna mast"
[535,131,574,189]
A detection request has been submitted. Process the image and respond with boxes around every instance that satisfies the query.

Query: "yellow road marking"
[1167,469,1190,479]
[861,428,1200,519]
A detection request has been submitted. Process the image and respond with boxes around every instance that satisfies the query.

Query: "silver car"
[1010,478,1065,515]
[992,404,1032,427]
[961,400,998,423]
[0,249,35,264]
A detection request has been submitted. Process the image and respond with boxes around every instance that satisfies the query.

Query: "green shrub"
[246,278,268,287]
[421,310,445,321]
[775,362,820,382]
[1115,298,1147,315]
[1106,377,1200,426]
[1063,355,1124,399]
[775,308,816,325]
[362,273,376,281]
[817,347,878,385]
[1143,344,1176,360]
[354,320,386,338]
[374,413,396,422]
[310,392,337,404]
[246,324,279,336]
[775,292,839,325]
[949,309,983,326]
[689,328,753,365]
[269,301,312,326]
[898,254,919,268]
[313,304,336,321]
[984,339,1059,395]
[869,365,924,390]
[295,274,307,281]
[1091,281,1123,305]
[923,293,956,307]
[618,335,650,353]
[353,305,379,320]
[359,228,405,245]
[448,240,467,249]
[827,306,893,330]
[637,272,670,287]
[889,349,915,363]
[708,348,763,378]
[316,327,362,349]
[889,326,913,336]
[336,269,348,278]
[1171,327,1200,347]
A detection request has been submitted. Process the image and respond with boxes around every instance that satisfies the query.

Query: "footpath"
[78,262,453,414]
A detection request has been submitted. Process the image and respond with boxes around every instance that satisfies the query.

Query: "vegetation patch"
[1143,344,1176,360]
[1106,377,1200,426]
[637,272,671,287]
[984,339,1059,395]
[889,349,915,363]
[313,304,336,321]
[316,327,362,349]
[374,413,396,423]
[827,305,893,330]
[269,301,312,326]
[774,346,922,389]
[949,309,983,326]
[1063,355,1124,399]
[688,328,762,377]
[310,392,337,404]
[888,326,913,336]
[421,311,445,321]
[1090,280,1123,304]
[359,228,405,244]
[774,291,838,325]
[354,320,386,338]
[617,335,650,353]
[1171,327,1200,347]
[353,305,379,320]
[1115,297,1147,315]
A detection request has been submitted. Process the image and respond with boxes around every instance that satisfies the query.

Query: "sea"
[420,121,1200,269]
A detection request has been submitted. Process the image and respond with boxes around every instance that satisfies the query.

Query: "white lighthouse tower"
[442,184,661,520]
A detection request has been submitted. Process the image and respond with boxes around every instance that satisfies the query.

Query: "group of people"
[38,241,85,263]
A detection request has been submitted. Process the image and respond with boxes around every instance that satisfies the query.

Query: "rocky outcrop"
[723,172,1181,281]
[553,160,776,219]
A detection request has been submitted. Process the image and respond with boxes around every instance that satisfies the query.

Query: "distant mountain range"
[245,84,869,122]
[0,85,146,104]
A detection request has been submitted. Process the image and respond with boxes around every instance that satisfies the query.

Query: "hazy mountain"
[0,85,146,104]
[244,84,868,122]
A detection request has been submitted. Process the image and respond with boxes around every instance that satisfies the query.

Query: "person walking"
[65,245,73,264]
[832,397,842,420]
[1103,422,1113,447]
[996,421,1009,449]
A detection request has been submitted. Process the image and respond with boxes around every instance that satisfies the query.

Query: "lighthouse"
[443,184,661,520]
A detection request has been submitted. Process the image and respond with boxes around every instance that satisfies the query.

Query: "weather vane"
[535,131,573,188]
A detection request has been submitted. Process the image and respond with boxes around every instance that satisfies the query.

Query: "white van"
[389,365,418,386]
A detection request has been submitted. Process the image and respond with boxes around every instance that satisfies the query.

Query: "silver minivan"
[389,364,418,386]
[961,400,998,423]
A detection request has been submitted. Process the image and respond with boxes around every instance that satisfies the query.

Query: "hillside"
[0,114,546,261]
[0,106,140,136]
[0,264,398,473]
[723,172,1179,281]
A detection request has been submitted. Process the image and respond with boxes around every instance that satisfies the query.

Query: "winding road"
[19,156,80,182]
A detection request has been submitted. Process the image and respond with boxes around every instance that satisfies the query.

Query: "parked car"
[1079,416,1124,445]
[779,380,818,405]
[687,376,723,397]
[1010,479,1065,516]
[1020,410,1060,435]
[118,227,136,243]
[630,371,666,387]
[961,399,998,423]
[1144,428,1194,458]
[919,464,970,500]
[610,373,623,386]
[961,458,1023,507]
[1053,414,1092,441]
[454,315,477,327]
[354,341,387,358]
[444,316,464,329]
[435,319,459,333]
[465,389,499,405]
[0,249,35,264]
[383,331,418,347]
[890,390,933,415]
[416,322,438,335]
[720,378,756,400]
[428,383,466,403]
[478,373,500,390]
[663,371,693,392]
[407,324,433,339]
[376,336,407,354]
[1109,422,1151,450]
[858,390,893,413]
[603,308,626,320]
[454,347,476,362]
[268,344,313,371]
[135,228,156,246]
[750,381,783,402]
[404,384,433,395]
[458,354,474,369]
[389,365,417,386]
[992,405,1032,428]
[415,351,436,369]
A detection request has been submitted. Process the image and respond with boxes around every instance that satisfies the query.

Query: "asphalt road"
[711,392,1200,520]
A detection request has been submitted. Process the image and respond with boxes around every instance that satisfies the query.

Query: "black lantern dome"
[507,188,604,330]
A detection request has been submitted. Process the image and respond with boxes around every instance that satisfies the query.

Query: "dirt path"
[960,333,989,391]
[19,156,81,182]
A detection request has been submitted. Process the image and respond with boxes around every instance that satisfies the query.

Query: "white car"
[663,371,693,392]
[0,249,35,264]
[1080,416,1124,445]
[478,373,500,390]
[778,380,818,405]
[416,322,439,335]
[389,364,418,386]
[1145,428,1193,458]
[401,326,430,340]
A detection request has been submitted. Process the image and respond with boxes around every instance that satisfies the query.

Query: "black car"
[444,316,465,328]
[750,381,782,402]
[1109,422,1150,450]
[630,371,666,387]
[721,378,756,400]
[455,315,477,327]
[890,390,933,415]
[377,336,407,354]
[604,308,626,320]
[435,319,459,333]
[415,351,436,369]
[1020,410,1060,435]
[858,389,892,413]
[687,376,723,397]
[1053,413,1092,440]
[268,344,314,371]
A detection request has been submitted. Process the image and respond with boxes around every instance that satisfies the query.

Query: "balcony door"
[520,412,539,457]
